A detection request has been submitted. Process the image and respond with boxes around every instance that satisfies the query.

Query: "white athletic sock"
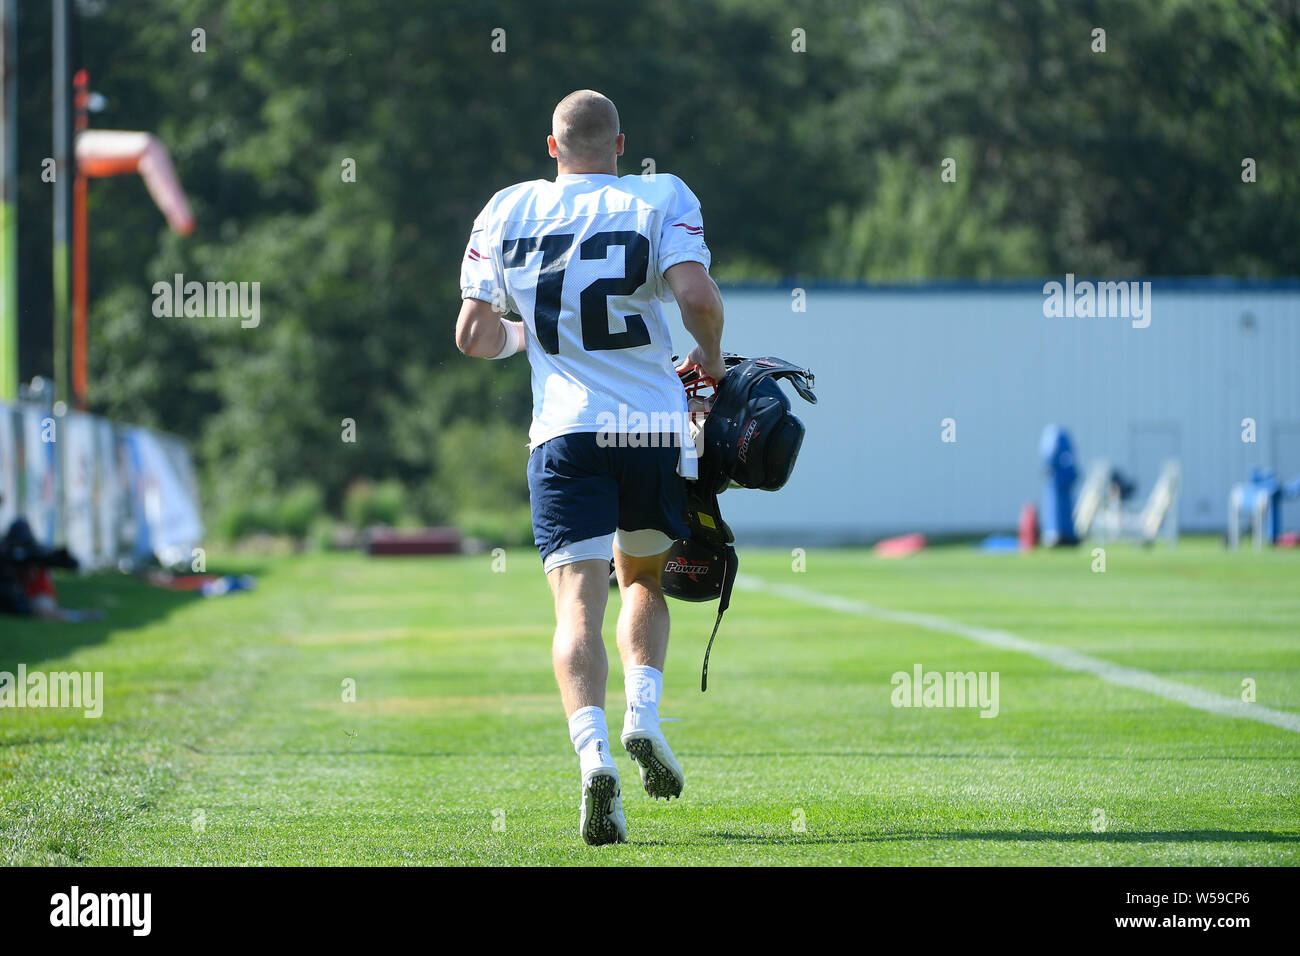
[569,705,616,777]
[623,665,663,735]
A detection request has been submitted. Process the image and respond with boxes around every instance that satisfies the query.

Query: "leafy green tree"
[10,0,1293,532]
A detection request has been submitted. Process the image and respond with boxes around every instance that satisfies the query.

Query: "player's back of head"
[552,90,620,167]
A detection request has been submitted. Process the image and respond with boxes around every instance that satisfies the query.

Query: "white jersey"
[460,172,710,477]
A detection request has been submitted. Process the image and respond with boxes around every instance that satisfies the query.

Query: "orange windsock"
[75,130,195,235]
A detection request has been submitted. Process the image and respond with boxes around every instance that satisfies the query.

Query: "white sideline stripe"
[736,575,1300,735]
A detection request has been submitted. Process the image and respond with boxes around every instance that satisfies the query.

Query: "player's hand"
[677,347,726,385]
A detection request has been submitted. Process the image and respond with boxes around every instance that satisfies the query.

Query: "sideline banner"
[123,426,204,570]
[21,404,58,548]
[63,412,98,569]
[0,401,203,569]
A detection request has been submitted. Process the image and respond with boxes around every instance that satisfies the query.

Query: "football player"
[456,90,725,845]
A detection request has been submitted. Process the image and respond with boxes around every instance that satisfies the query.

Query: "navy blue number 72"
[501,230,651,355]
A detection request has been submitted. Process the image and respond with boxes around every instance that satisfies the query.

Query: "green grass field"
[2,540,1297,866]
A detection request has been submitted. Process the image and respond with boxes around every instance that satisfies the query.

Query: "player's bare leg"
[548,558,627,845]
[614,549,670,671]
[550,559,610,714]
[615,547,685,800]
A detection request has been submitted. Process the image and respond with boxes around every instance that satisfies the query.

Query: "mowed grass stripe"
[740,574,1300,735]
[4,545,1297,865]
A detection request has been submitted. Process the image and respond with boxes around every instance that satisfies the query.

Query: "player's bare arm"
[455,298,526,359]
[666,261,726,382]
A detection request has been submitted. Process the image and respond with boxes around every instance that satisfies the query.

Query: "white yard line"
[736,575,1300,734]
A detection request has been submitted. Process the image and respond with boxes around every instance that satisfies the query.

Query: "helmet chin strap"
[699,545,738,692]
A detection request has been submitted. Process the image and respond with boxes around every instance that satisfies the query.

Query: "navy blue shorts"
[528,432,690,569]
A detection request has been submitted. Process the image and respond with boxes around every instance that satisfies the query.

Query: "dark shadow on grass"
[1,574,194,675]
[691,829,1300,847]
[0,561,268,675]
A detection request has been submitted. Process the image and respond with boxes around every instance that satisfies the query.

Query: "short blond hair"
[552,90,620,165]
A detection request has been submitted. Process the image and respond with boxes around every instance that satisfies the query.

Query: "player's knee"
[616,559,663,593]
[555,583,604,629]
[619,569,668,607]
[556,594,600,631]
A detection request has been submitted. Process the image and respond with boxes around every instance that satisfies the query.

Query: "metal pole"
[52,0,73,405]
[73,68,87,408]
[0,0,16,401]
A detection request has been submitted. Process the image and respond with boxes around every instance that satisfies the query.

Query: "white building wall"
[664,281,1300,541]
